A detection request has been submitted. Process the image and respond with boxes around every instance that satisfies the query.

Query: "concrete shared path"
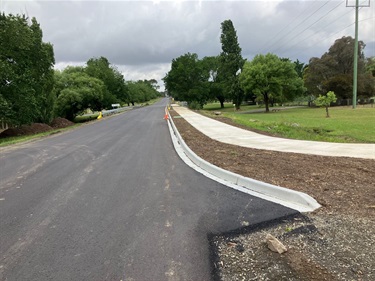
[172,105,375,160]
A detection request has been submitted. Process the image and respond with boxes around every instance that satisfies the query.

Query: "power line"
[264,0,332,53]
[272,0,372,59]
[276,1,347,56]
[272,0,344,54]
[257,0,320,53]
[288,17,374,61]
[260,0,370,58]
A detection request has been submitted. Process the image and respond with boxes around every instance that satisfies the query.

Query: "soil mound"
[50,117,74,129]
[0,118,74,138]
[0,123,53,138]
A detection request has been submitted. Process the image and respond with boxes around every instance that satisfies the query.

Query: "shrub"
[188,101,203,110]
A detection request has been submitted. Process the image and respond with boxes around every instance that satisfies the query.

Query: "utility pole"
[346,0,370,109]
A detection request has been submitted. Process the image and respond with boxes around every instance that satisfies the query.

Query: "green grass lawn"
[203,102,259,112]
[202,103,375,143]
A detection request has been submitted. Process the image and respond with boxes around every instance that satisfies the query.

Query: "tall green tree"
[163,53,209,108]
[126,80,160,105]
[145,79,160,91]
[294,59,305,79]
[85,57,128,107]
[201,56,226,108]
[304,36,374,100]
[239,53,305,112]
[0,13,55,125]
[218,19,245,109]
[366,57,375,76]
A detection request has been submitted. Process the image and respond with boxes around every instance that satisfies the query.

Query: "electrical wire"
[264,0,332,54]
[271,0,344,54]
[257,0,320,53]
[259,0,371,59]
[288,16,374,61]
[275,1,346,55]
[283,0,373,60]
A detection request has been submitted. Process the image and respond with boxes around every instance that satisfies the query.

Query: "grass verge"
[202,103,375,143]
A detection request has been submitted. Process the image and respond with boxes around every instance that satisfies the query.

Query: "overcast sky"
[2,0,374,90]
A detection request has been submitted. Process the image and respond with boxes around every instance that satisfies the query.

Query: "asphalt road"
[0,98,296,281]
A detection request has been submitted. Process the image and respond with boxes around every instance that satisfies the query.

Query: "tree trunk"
[217,96,225,108]
[234,91,244,110]
[325,106,330,118]
[235,101,240,110]
[264,93,270,112]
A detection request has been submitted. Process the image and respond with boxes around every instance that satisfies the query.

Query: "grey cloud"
[2,0,374,83]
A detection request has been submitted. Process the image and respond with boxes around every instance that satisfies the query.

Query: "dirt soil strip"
[169,109,375,281]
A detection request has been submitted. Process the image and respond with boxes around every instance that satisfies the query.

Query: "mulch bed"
[169,108,375,280]
[169,109,374,217]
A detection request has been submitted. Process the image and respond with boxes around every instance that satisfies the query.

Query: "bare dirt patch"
[169,109,375,281]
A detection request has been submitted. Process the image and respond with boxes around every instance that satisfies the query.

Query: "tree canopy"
[126,80,161,106]
[314,91,337,118]
[85,57,129,108]
[163,53,209,108]
[0,13,162,127]
[304,36,375,100]
[54,68,105,120]
[163,21,247,110]
[218,19,245,109]
[239,53,305,112]
[0,13,55,125]
[201,56,226,108]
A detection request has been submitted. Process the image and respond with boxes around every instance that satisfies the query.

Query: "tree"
[54,68,105,120]
[366,57,375,76]
[28,18,55,124]
[135,80,159,102]
[85,56,128,108]
[239,53,305,112]
[126,80,160,106]
[304,36,374,100]
[0,13,55,125]
[163,53,209,108]
[145,79,160,91]
[294,59,305,79]
[314,91,337,118]
[201,56,226,107]
[218,20,246,109]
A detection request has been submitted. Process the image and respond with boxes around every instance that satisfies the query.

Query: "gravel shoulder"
[169,109,375,281]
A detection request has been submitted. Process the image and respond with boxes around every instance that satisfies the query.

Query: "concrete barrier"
[167,110,321,213]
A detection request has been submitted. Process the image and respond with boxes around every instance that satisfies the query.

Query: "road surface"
[0,99,296,280]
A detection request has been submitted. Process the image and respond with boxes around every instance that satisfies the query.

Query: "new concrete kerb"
[166,110,321,213]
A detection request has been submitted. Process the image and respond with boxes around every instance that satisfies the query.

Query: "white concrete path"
[172,105,375,160]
